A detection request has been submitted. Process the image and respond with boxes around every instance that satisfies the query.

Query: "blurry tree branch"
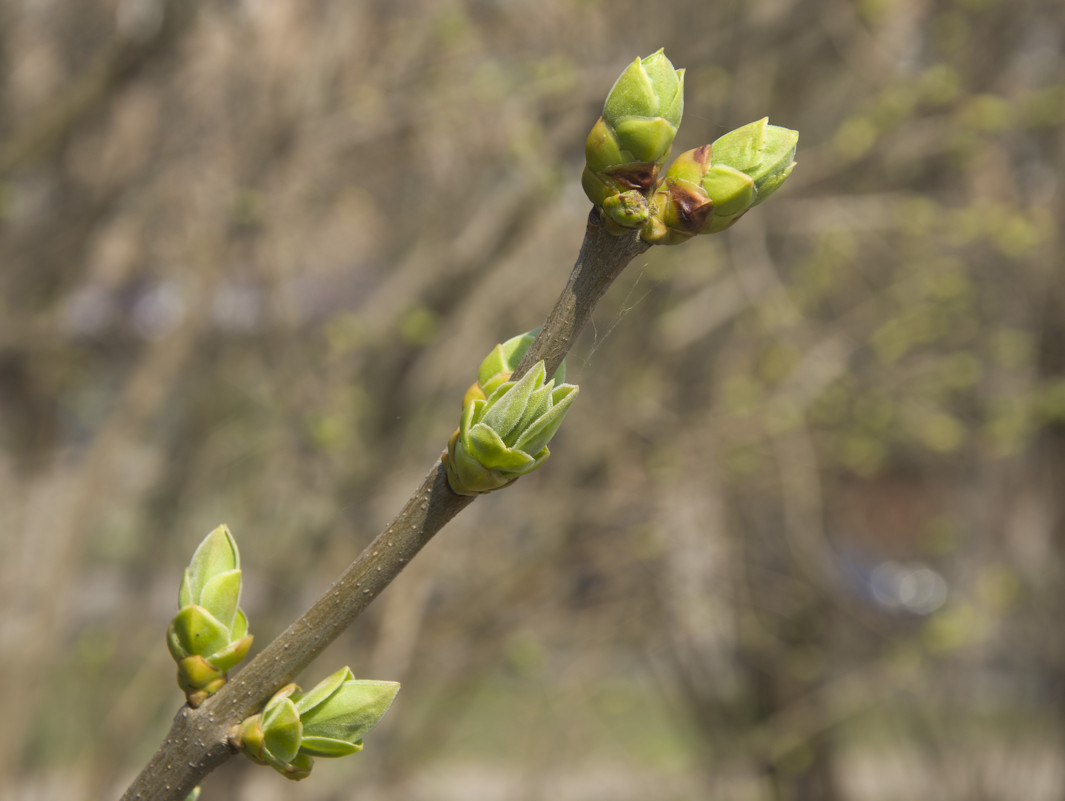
[0,0,196,176]
[120,209,650,801]
[0,247,225,777]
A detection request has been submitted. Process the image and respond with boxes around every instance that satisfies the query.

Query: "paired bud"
[166,525,253,707]
[446,346,578,496]
[642,118,798,245]
[581,51,798,243]
[582,49,684,232]
[232,666,400,781]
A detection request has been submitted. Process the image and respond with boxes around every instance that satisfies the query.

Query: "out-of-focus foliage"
[1,1,1064,799]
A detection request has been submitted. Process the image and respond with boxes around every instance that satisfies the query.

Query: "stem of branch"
[514,209,650,380]
[120,209,649,801]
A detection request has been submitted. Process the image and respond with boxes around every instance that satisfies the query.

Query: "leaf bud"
[641,119,798,244]
[166,525,253,706]
[582,49,685,215]
[231,667,400,780]
[446,361,578,496]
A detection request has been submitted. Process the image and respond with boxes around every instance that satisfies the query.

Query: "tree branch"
[120,209,650,801]
[0,0,199,176]
[514,210,651,380]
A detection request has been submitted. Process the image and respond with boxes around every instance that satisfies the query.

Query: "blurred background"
[2,0,1063,799]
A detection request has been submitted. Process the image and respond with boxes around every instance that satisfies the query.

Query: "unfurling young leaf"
[166,525,253,706]
[231,667,400,781]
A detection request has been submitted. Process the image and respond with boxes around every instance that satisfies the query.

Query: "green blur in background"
[1,0,1063,799]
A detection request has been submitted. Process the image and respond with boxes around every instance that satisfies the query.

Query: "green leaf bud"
[477,330,529,386]
[234,684,306,777]
[612,116,682,164]
[464,330,565,409]
[583,116,625,174]
[603,50,684,158]
[261,694,303,765]
[479,366,543,442]
[167,605,231,662]
[232,668,400,781]
[602,189,651,232]
[181,524,239,609]
[583,49,685,215]
[446,361,579,496]
[700,165,757,217]
[709,117,798,207]
[204,631,254,674]
[641,119,798,244]
[296,668,400,756]
[231,607,249,640]
[294,664,351,711]
[176,655,225,705]
[641,146,715,245]
[196,569,241,632]
[168,525,253,705]
[279,753,315,781]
